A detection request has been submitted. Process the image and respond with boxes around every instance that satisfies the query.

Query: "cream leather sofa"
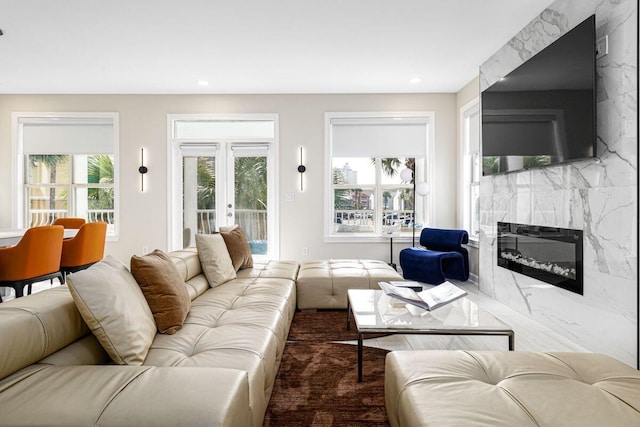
[0,248,297,427]
[296,259,403,309]
[385,350,640,427]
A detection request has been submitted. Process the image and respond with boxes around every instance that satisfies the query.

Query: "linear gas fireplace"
[497,222,583,295]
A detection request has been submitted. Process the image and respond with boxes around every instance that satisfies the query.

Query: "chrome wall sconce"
[297,146,306,191]
[139,148,148,192]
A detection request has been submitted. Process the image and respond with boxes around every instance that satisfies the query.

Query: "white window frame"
[459,98,480,243]
[12,112,120,240]
[324,111,436,242]
[166,114,279,260]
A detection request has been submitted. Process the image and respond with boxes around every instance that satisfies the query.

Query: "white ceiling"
[0,0,555,94]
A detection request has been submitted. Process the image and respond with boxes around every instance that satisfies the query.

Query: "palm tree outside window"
[26,154,115,231]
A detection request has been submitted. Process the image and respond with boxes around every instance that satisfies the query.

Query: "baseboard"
[468,272,479,286]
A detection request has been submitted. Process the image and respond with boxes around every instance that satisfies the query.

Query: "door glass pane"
[182,156,216,248]
[234,155,268,254]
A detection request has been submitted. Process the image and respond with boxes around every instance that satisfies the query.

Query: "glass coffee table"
[347,289,515,382]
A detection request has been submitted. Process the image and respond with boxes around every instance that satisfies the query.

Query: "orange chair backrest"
[54,218,86,229]
[60,222,108,268]
[0,225,64,281]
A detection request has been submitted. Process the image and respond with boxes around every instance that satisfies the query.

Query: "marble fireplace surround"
[479,0,638,367]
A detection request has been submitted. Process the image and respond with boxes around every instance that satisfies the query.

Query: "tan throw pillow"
[67,256,156,365]
[219,226,253,271]
[130,250,191,335]
[195,233,237,287]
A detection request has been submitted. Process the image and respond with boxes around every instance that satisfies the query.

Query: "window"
[326,112,434,240]
[14,114,119,238]
[460,100,480,240]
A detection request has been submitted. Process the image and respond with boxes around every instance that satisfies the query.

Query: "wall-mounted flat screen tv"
[481,14,596,176]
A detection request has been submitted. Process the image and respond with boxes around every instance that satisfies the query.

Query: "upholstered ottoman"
[296,259,402,309]
[385,350,640,427]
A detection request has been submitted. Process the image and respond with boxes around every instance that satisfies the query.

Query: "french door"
[168,115,278,260]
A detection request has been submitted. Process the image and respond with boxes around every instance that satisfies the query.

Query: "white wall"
[0,93,457,266]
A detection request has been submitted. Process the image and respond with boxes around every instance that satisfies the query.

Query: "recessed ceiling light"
[197,80,209,86]
[409,77,423,84]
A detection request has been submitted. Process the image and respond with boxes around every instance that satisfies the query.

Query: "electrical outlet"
[285,192,295,202]
[302,247,309,256]
[596,35,608,59]
[142,246,149,255]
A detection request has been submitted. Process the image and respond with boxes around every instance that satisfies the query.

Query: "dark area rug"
[263,342,390,426]
[264,310,391,426]
[287,310,389,342]
[287,310,357,342]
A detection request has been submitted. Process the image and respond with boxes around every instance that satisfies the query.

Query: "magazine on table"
[387,281,424,291]
[379,281,467,311]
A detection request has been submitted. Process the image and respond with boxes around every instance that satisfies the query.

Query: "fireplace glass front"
[497,222,583,295]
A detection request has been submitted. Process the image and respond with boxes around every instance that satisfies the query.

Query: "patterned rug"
[287,310,357,342]
[287,310,389,342]
[263,341,390,426]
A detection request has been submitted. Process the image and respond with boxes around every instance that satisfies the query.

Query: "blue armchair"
[399,228,469,284]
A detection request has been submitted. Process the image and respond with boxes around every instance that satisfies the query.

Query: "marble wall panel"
[479,0,637,366]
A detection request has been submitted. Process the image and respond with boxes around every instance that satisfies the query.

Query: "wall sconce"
[139,148,148,192]
[297,146,306,191]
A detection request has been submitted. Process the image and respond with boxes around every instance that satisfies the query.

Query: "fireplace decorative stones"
[497,222,583,295]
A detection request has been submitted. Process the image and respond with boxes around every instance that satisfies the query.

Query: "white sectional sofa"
[0,248,297,427]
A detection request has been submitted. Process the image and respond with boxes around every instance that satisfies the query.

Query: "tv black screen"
[481,14,596,176]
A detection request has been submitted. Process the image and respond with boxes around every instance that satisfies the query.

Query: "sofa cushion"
[67,256,157,365]
[143,275,297,427]
[296,259,403,309]
[0,365,251,427]
[0,286,90,379]
[131,249,191,335]
[195,233,236,287]
[219,225,253,271]
[385,350,640,427]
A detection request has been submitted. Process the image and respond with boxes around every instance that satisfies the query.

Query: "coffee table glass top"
[348,289,512,333]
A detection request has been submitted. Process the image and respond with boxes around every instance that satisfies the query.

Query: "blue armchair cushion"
[400,228,469,285]
[420,228,469,252]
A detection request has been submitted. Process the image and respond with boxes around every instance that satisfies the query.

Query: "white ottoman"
[385,350,640,427]
[296,259,402,309]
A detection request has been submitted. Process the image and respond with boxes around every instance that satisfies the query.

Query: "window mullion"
[374,158,382,235]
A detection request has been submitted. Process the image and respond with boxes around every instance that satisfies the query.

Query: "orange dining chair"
[60,222,107,283]
[54,217,86,229]
[0,225,64,301]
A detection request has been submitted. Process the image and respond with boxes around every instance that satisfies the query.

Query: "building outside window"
[325,112,434,241]
[14,114,119,238]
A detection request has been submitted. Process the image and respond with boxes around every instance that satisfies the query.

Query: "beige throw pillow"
[130,250,191,335]
[218,226,253,271]
[195,233,237,287]
[67,256,157,365]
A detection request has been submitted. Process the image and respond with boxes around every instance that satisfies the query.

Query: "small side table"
[379,232,399,270]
